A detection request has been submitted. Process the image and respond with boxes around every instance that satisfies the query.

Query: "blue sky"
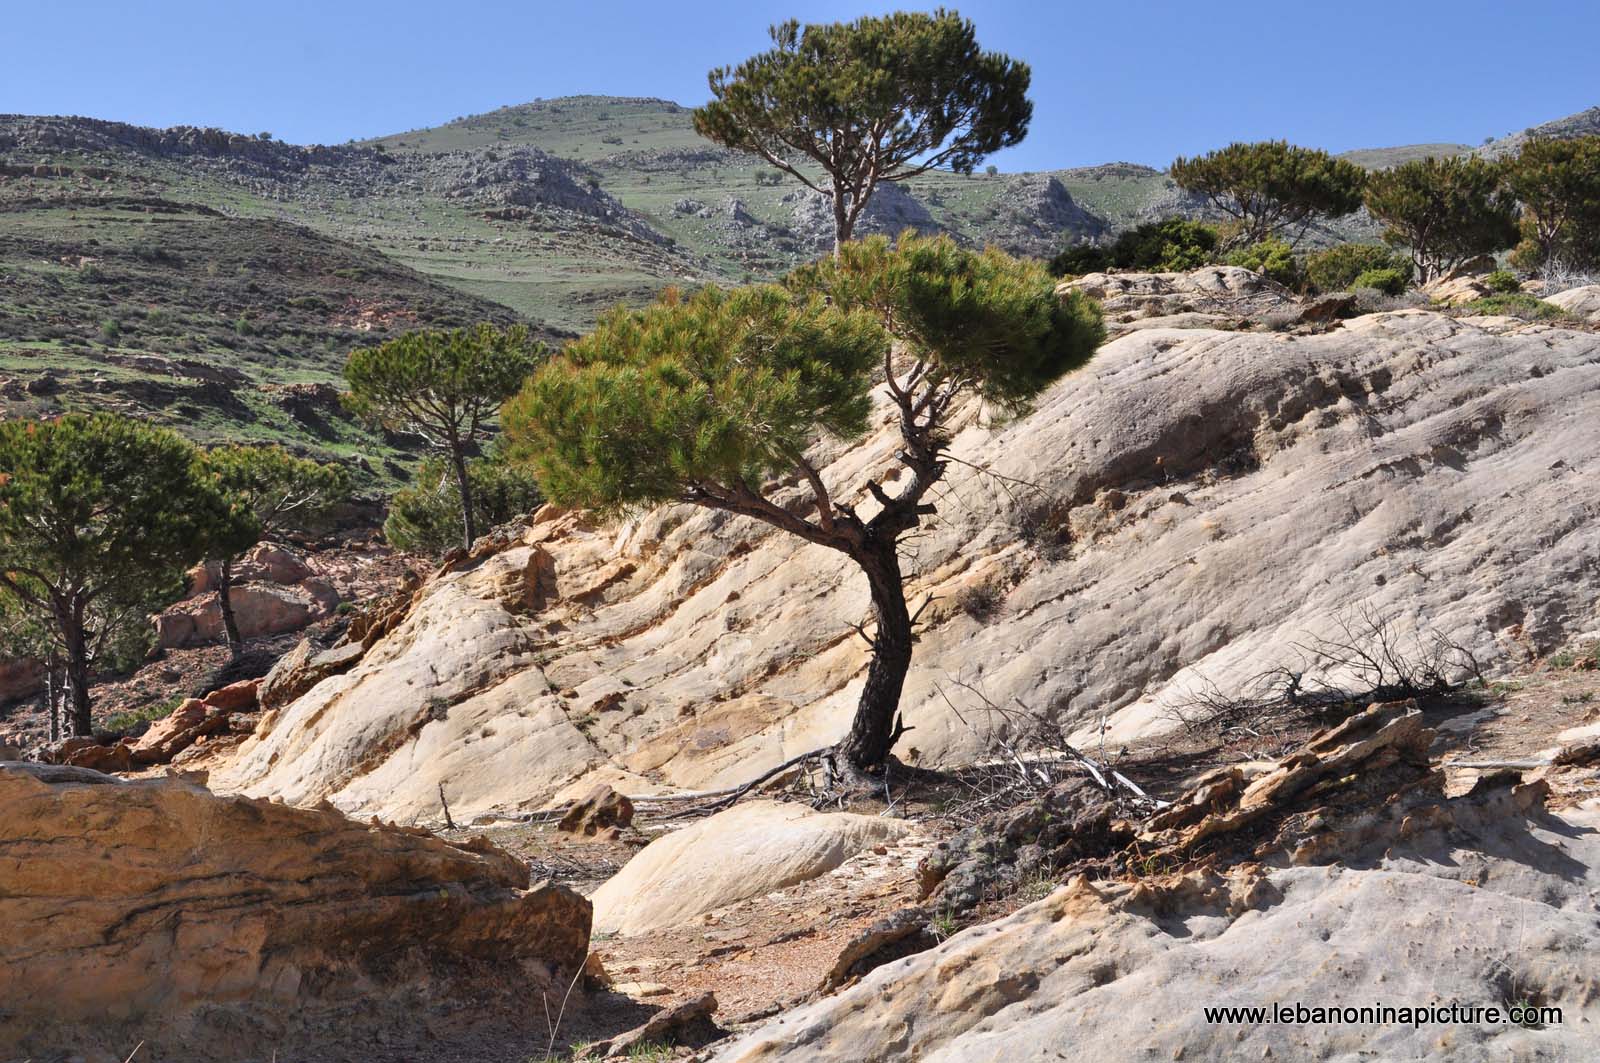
[3,1,1594,171]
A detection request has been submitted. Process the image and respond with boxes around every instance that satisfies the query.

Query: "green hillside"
[0,177,521,489]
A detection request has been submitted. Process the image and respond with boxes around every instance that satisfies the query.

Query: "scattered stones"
[581,991,720,1059]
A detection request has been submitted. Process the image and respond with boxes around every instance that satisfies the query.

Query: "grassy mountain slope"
[3,97,1593,482]
[0,174,520,488]
[1337,142,1472,169]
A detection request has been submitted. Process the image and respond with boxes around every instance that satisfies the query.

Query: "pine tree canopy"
[504,234,1102,520]
[344,323,542,447]
[0,414,250,608]
[1170,141,1367,247]
[202,445,349,541]
[503,283,886,513]
[693,10,1030,248]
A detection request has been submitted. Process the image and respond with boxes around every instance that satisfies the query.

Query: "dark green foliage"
[1351,268,1409,296]
[1049,219,1220,277]
[693,11,1031,249]
[0,414,254,734]
[202,445,349,656]
[347,323,543,547]
[1362,156,1519,284]
[1457,293,1569,320]
[384,451,544,556]
[204,445,349,539]
[792,235,1104,412]
[1483,269,1521,294]
[1304,244,1414,293]
[1047,244,1110,277]
[1169,141,1367,248]
[1504,136,1600,271]
[1225,239,1303,288]
[503,283,885,512]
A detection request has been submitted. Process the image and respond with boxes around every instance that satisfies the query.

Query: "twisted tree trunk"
[839,542,914,770]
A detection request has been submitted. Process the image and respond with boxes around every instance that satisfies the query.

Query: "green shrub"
[101,695,185,736]
[1048,218,1219,278]
[1225,239,1302,288]
[1047,244,1111,277]
[1458,293,1568,320]
[1351,268,1409,296]
[1483,269,1521,293]
[384,451,544,556]
[1305,244,1413,292]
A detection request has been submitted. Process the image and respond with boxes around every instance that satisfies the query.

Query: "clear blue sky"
[3,0,1594,171]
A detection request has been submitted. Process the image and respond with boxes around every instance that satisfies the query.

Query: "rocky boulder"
[590,800,911,936]
[1546,283,1600,323]
[209,299,1600,825]
[155,582,323,649]
[257,637,367,712]
[129,698,229,765]
[0,655,44,706]
[0,762,591,1060]
[558,782,635,837]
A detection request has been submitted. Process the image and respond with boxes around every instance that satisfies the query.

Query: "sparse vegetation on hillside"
[693,10,1032,251]
[503,233,1103,771]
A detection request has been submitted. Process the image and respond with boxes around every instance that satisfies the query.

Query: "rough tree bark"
[448,439,478,551]
[218,557,243,662]
[839,541,915,768]
[60,604,93,738]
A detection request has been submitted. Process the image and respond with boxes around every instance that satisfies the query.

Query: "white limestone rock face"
[213,295,1600,823]
[711,795,1600,1062]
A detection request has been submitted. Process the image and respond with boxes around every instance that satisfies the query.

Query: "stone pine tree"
[202,445,349,661]
[693,11,1032,254]
[345,324,542,551]
[1505,136,1600,273]
[1362,156,1520,284]
[503,234,1104,772]
[384,446,544,557]
[1170,141,1367,249]
[0,415,252,736]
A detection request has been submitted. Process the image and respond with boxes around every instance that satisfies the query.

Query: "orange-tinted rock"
[558,783,635,837]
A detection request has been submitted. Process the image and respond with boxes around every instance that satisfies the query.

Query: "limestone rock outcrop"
[211,294,1600,824]
[590,801,911,936]
[712,727,1600,1061]
[1547,283,1600,322]
[0,762,591,1060]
